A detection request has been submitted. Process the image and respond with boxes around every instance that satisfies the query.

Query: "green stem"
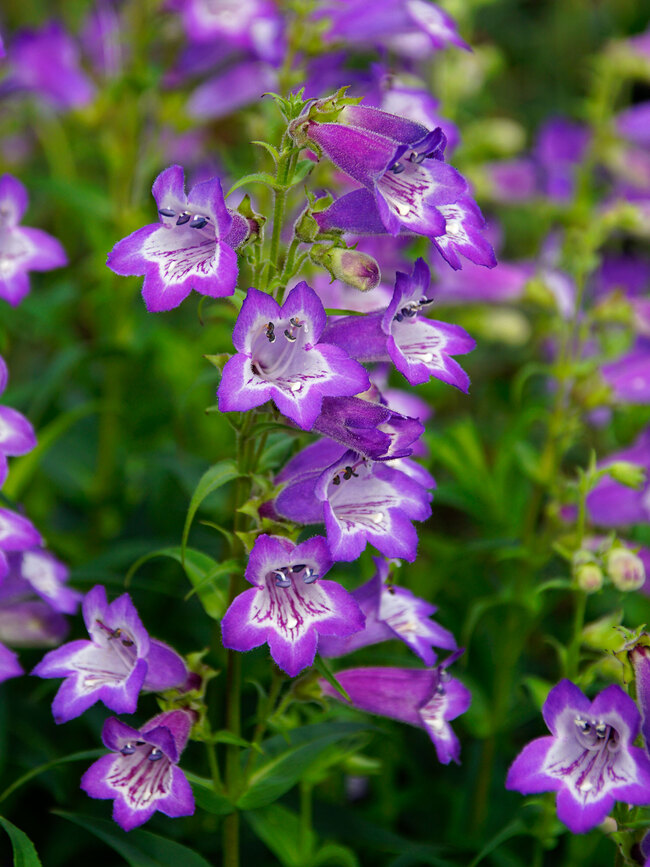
[567,591,587,681]
[299,782,313,859]
[206,741,221,792]
[244,669,284,777]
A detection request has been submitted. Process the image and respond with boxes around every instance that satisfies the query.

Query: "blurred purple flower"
[0,506,42,584]
[617,103,650,148]
[534,118,590,203]
[602,339,650,404]
[187,59,277,120]
[586,430,650,528]
[0,355,36,487]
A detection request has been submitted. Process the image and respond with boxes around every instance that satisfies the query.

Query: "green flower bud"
[605,548,646,592]
[311,245,381,292]
[575,562,604,593]
[606,461,646,490]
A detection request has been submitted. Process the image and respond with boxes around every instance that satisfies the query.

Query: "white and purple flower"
[0,506,42,584]
[218,282,370,430]
[323,258,475,390]
[506,679,650,833]
[107,165,245,312]
[32,585,187,723]
[319,556,456,664]
[81,709,195,831]
[0,355,37,487]
[221,535,365,677]
[0,174,67,307]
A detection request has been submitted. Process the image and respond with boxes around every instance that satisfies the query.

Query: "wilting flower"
[8,21,96,110]
[81,709,195,831]
[33,585,187,723]
[272,439,433,562]
[586,429,650,527]
[221,535,364,677]
[0,506,42,583]
[319,556,456,664]
[301,104,495,270]
[321,658,471,764]
[505,679,650,833]
[323,259,475,390]
[107,165,245,312]
[0,174,67,307]
[0,355,36,486]
[218,282,370,430]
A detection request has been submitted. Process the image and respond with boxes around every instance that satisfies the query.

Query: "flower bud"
[575,562,604,593]
[605,548,646,592]
[606,461,646,490]
[311,245,381,292]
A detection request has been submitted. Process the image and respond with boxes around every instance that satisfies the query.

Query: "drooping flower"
[272,439,433,562]
[107,165,245,312]
[8,22,96,110]
[319,556,456,664]
[81,709,195,831]
[323,258,475,390]
[505,679,650,833]
[0,174,67,307]
[320,658,471,764]
[0,506,42,584]
[32,585,187,723]
[221,535,364,677]
[217,282,370,430]
[0,355,37,486]
[299,104,495,270]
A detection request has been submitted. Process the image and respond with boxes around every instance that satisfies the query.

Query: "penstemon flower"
[217,282,370,429]
[0,174,67,307]
[323,259,475,390]
[586,429,650,527]
[81,709,195,831]
[107,164,246,312]
[6,548,81,614]
[0,355,37,487]
[221,534,365,677]
[0,507,42,583]
[319,556,456,664]
[33,585,187,723]
[506,680,650,833]
[0,643,22,683]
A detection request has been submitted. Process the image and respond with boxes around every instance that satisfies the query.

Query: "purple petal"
[0,406,36,456]
[0,175,29,224]
[18,228,67,271]
[505,737,557,794]
[0,508,42,551]
[142,639,188,692]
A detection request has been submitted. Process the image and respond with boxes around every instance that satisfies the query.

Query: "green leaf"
[182,459,240,561]
[313,655,350,701]
[0,816,43,866]
[467,818,527,867]
[311,844,360,867]
[0,749,104,803]
[226,172,281,196]
[290,159,315,185]
[185,773,235,816]
[53,812,213,867]
[244,804,313,867]
[238,723,368,810]
[251,141,280,164]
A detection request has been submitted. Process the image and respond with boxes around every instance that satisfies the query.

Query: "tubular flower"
[0,174,67,307]
[506,680,650,833]
[218,281,370,430]
[0,355,37,487]
[221,535,365,678]
[319,556,456,664]
[81,709,195,831]
[0,506,42,584]
[32,585,187,723]
[323,258,475,390]
[107,164,245,312]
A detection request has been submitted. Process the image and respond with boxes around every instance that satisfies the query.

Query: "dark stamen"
[189,215,209,229]
[390,163,405,174]
[158,208,176,217]
[148,747,163,761]
[290,317,303,328]
[265,322,276,343]
[176,212,191,225]
[332,475,341,485]
[292,564,306,573]
[343,466,359,480]
[284,329,297,342]
[303,567,318,584]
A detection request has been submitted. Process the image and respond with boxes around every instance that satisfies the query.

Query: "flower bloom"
[5,548,81,614]
[0,355,37,486]
[323,258,475,390]
[271,439,433,562]
[0,174,67,307]
[81,709,195,831]
[319,556,456,664]
[0,506,42,583]
[601,339,650,404]
[221,535,364,677]
[107,165,245,312]
[32,585,187,723]
[217,282,370,430]
[586,429,650,527]
[505,679,650,833]
[321,659,471,764]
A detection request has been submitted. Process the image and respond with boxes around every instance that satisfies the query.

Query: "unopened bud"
[606,461,646,490]
[575,562,604,593]
[311,245,380,292]
[606,548,646,592]
[294,210,320,243]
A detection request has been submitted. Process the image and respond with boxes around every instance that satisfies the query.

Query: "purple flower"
[321,660,471,764]
[32,585,187,723]
[534,118,591,203]
[0,600,68,647]
[81,0,126,80]
[0,643,22,683]
[506,680,650,833]
[0,355,36,486]
[4,548,81,614]
[221,535,364,677]
[319,556,456,664]
[187,60,277,120]
[0,174,67,307]
[617,103,650,149]
[323,258,475,390]
[379,80,460,153]
[586,430,650,528]
[483,159,538,203]
[81,709,195,831]
[0,506,42,584]
[8,22,96,110]
[272,439,433,562]
[602,339,650,404]
[217,282,370,430]
[630,644,650,750]
[107,165,243,312]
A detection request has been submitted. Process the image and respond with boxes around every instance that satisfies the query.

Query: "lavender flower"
[5,548,81,614]
[323,259,475,390]
[217,282,370,430]
[601,339,650,404]
[0,174,67,307]
[0,355,36,486]
[534,118,591,203]
[0,506,42,584]
[586,430,650,527]
[321,660,471,764]
[32,585,187,723]
[0,643,22,683]
[81,709,195,831]
[107,165,245,312]
[187,60,277,121]
[506,680,650,833]
[221,535,364,677]
[319,556,456,664]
